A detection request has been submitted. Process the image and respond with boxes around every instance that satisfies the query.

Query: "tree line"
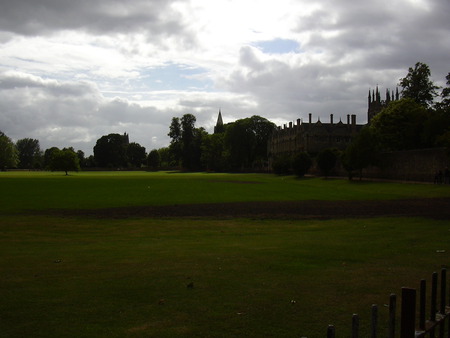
[1,62,449,177]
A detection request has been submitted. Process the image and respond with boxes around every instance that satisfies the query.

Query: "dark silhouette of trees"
[168,117,182,166]
[271,154,291,175]
[49,148,80,175]
[399,62,439,108]
[201,133,227,172]
[127,142,146,168]
[0,131,18,170]
[16,138,41,169]
[292,152,312,177]
[316,148,338,177]
[93,133,129,168]
[147,149,160,170]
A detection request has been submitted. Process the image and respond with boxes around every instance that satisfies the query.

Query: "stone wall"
[357,148,449,182]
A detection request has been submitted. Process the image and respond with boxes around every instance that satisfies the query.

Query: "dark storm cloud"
[0,0,190,43]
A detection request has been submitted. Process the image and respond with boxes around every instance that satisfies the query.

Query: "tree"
[399,62,439,108]
[127,142,146,168]
[370,98,429,151]
[316,148,338,177]
[44,147,60,169]
[201,133,228,172]
[16,138,41,169]
[168,117,182,166]
[49,148,80,175]
[271,154,291,175]
[93,133,128,168]
[0,131,18,170]
[292,152,312,178]
[342,127,379,180]
[224,115,275,171]
[147,149,160,170]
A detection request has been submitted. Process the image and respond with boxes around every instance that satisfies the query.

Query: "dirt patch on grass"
[41,198,450,220]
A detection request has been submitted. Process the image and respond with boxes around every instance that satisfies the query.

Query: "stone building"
[268,87,398,158]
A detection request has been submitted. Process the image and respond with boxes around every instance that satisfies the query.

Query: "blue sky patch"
[139,63,212,91]
[254,38,300,54]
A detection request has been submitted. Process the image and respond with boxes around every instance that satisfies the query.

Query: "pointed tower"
[214,110,224,134]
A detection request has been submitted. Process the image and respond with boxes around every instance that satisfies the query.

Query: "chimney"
[330,114,334,125]
[289,122,293,128]
[297,118,301,126]
[351,114,356,125]
[309,113,312,124]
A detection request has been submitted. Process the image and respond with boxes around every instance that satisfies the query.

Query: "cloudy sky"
[1,0,449,155]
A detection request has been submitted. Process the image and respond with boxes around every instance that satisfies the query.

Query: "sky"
[1,0,449,155]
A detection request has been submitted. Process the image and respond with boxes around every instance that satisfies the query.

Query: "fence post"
[389,294,396,338]
[327,325,335,338]
[371,304,378,338]
[352,313,359,338]
[440,268,446,338]
[420,279,426,331]
[401,287,416,338]
[431,271,438,338]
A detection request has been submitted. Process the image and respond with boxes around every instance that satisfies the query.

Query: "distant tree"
[49,148,80,175]
[0,131,18,170]
[292,152,312,178]
[76,150,86,167]
[201,133,228,172]
[147,149,160,170]
[44,147,60,169]
[16,138,41,169]
[127,142,146,168]
[316,148,338,177]
[168,117,182,166]
[93,133,128,167]
[399,62,439,108]
[370,98,428,151]
[271,154,291,175]
[180,113,199,170]
[157,147,172,167]
[342,127,379,180]
[224,115,275,171]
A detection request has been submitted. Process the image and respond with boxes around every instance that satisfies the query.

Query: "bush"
[316,148,338,177]
[272,155,291,175]
[292,152,312,177]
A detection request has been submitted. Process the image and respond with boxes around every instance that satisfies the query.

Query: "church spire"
[214,109,224,134]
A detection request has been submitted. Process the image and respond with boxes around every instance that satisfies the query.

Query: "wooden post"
[401,287,416,338]
[419,279,426,331]
[430,271,438,338]
[352,314,359,338]
[389,294,396,338]
[371,304,378,338]
[327,325,335,338]
[440,269,446,338]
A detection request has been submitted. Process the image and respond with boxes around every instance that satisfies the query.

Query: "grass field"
[1,171,450,337]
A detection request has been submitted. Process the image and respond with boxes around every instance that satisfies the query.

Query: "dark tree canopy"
[16,138,41,169]
[399,62,439,108]
[49,148,80,175]
[316,148,338,177]
[147,149,160,170]
[370,98,429,151]
[93,133,129,168]
[127,142,146,168]
[292,152,312,177]
[0,131,18,170]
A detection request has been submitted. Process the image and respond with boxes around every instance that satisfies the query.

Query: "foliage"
[271,154,291,175]
[168,117,182,166]
[342,127,379,180]
[126,142,146,168]
[49,148,80,175]
[316,148,338,177]
[201,133,228,172]
[16,138,42,169]
[370,98,429,151]
[93,133,129,168]
[147,149,160,170]
[0,131,18,170]
[399,61,439,108]
[224,115,275,171]
[292,152,312,177]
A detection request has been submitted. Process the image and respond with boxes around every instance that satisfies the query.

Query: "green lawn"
[1,172,449,337]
